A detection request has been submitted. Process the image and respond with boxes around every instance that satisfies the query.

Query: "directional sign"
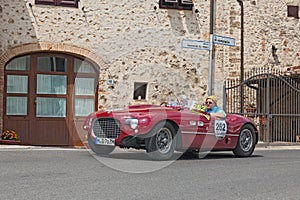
[182,39,210,51]
[213,35,235,46]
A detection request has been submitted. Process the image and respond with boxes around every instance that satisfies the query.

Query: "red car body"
[83,104,258,160]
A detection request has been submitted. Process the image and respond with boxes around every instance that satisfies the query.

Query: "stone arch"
[0,42,106,67]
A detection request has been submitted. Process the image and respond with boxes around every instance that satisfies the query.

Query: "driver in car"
[204,95,226,119]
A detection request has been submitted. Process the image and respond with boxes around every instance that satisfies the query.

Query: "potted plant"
[0,130,20,144]
[245,102,256,113]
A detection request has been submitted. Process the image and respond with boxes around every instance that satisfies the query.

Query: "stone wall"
[1,0,300,114]
[231,0,300,75]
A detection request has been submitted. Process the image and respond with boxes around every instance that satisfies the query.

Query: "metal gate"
[224,68,300,144]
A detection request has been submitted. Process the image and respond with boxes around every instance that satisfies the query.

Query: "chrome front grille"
[92,118,121,138]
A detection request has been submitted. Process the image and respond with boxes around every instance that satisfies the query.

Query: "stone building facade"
[1,0,300,145]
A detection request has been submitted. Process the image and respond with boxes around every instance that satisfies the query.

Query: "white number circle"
[214,119,227,139]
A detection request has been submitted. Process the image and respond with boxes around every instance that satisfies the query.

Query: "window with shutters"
[35,0,78,8]
[159,0,193,10]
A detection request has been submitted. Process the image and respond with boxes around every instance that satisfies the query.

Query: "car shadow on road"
[88,149,263,161]
[178,152,263,160]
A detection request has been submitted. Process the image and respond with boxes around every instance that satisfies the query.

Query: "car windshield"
[166,94,202,111]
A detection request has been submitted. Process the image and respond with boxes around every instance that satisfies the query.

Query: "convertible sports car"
[83,104,258,160]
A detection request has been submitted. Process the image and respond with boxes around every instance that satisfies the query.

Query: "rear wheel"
[233,124,256,157]
[147,121,177,160]
[88,135,115,155]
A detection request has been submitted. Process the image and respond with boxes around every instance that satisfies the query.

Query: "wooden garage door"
[4,53,98,146]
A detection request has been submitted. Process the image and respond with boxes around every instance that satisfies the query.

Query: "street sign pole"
[181,0,234,97]
[208,34,214,96]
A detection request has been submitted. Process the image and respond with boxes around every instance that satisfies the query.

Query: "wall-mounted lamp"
[81,6,89,24]
[27,2,38,24]
[272,45,280,64]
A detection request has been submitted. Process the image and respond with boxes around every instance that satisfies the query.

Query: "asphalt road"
[0,146,300,200]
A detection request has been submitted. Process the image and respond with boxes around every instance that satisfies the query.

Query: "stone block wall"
[1,0,300,114]
[232,0,300,75]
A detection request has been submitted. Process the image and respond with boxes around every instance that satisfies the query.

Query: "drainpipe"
[237,0,244,113]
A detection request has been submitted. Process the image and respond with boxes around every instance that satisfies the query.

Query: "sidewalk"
[0,144,87,150]
[255,142,300,150]
[1,143,300,150]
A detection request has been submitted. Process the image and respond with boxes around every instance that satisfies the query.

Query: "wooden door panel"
[72,118,86,146]
[32,119,69,145]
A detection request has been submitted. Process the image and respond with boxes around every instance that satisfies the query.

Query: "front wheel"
[147,121,177,160]
[88,135,115,155]
[233,124,256,157]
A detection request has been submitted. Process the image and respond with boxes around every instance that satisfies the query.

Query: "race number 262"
[216,122,226,132]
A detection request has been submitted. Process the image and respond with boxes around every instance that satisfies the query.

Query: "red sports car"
[83,104,258,160]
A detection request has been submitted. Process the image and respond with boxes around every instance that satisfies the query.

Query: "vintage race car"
[83,104,258,160]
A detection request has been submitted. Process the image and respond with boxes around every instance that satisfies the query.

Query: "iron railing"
[224,68,300,144]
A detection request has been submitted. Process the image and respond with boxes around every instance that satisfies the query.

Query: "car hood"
[97,104,182,115]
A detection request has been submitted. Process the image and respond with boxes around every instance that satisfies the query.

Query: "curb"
[255,142,300,150]
[1,144,300,151]
[255,145,300,150]
[0,145,88,150]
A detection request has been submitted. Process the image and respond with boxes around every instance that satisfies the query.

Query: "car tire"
[233,124,256,157]
[88,135,115,155]
[147,121,177,160]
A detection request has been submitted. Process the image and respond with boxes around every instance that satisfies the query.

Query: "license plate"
[95,137,115,146]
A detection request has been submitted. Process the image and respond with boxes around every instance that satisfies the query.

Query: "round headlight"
[130,119,139,129]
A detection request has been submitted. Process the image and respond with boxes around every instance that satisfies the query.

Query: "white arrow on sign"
[182,39,210,51]
[213,35,235,46]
